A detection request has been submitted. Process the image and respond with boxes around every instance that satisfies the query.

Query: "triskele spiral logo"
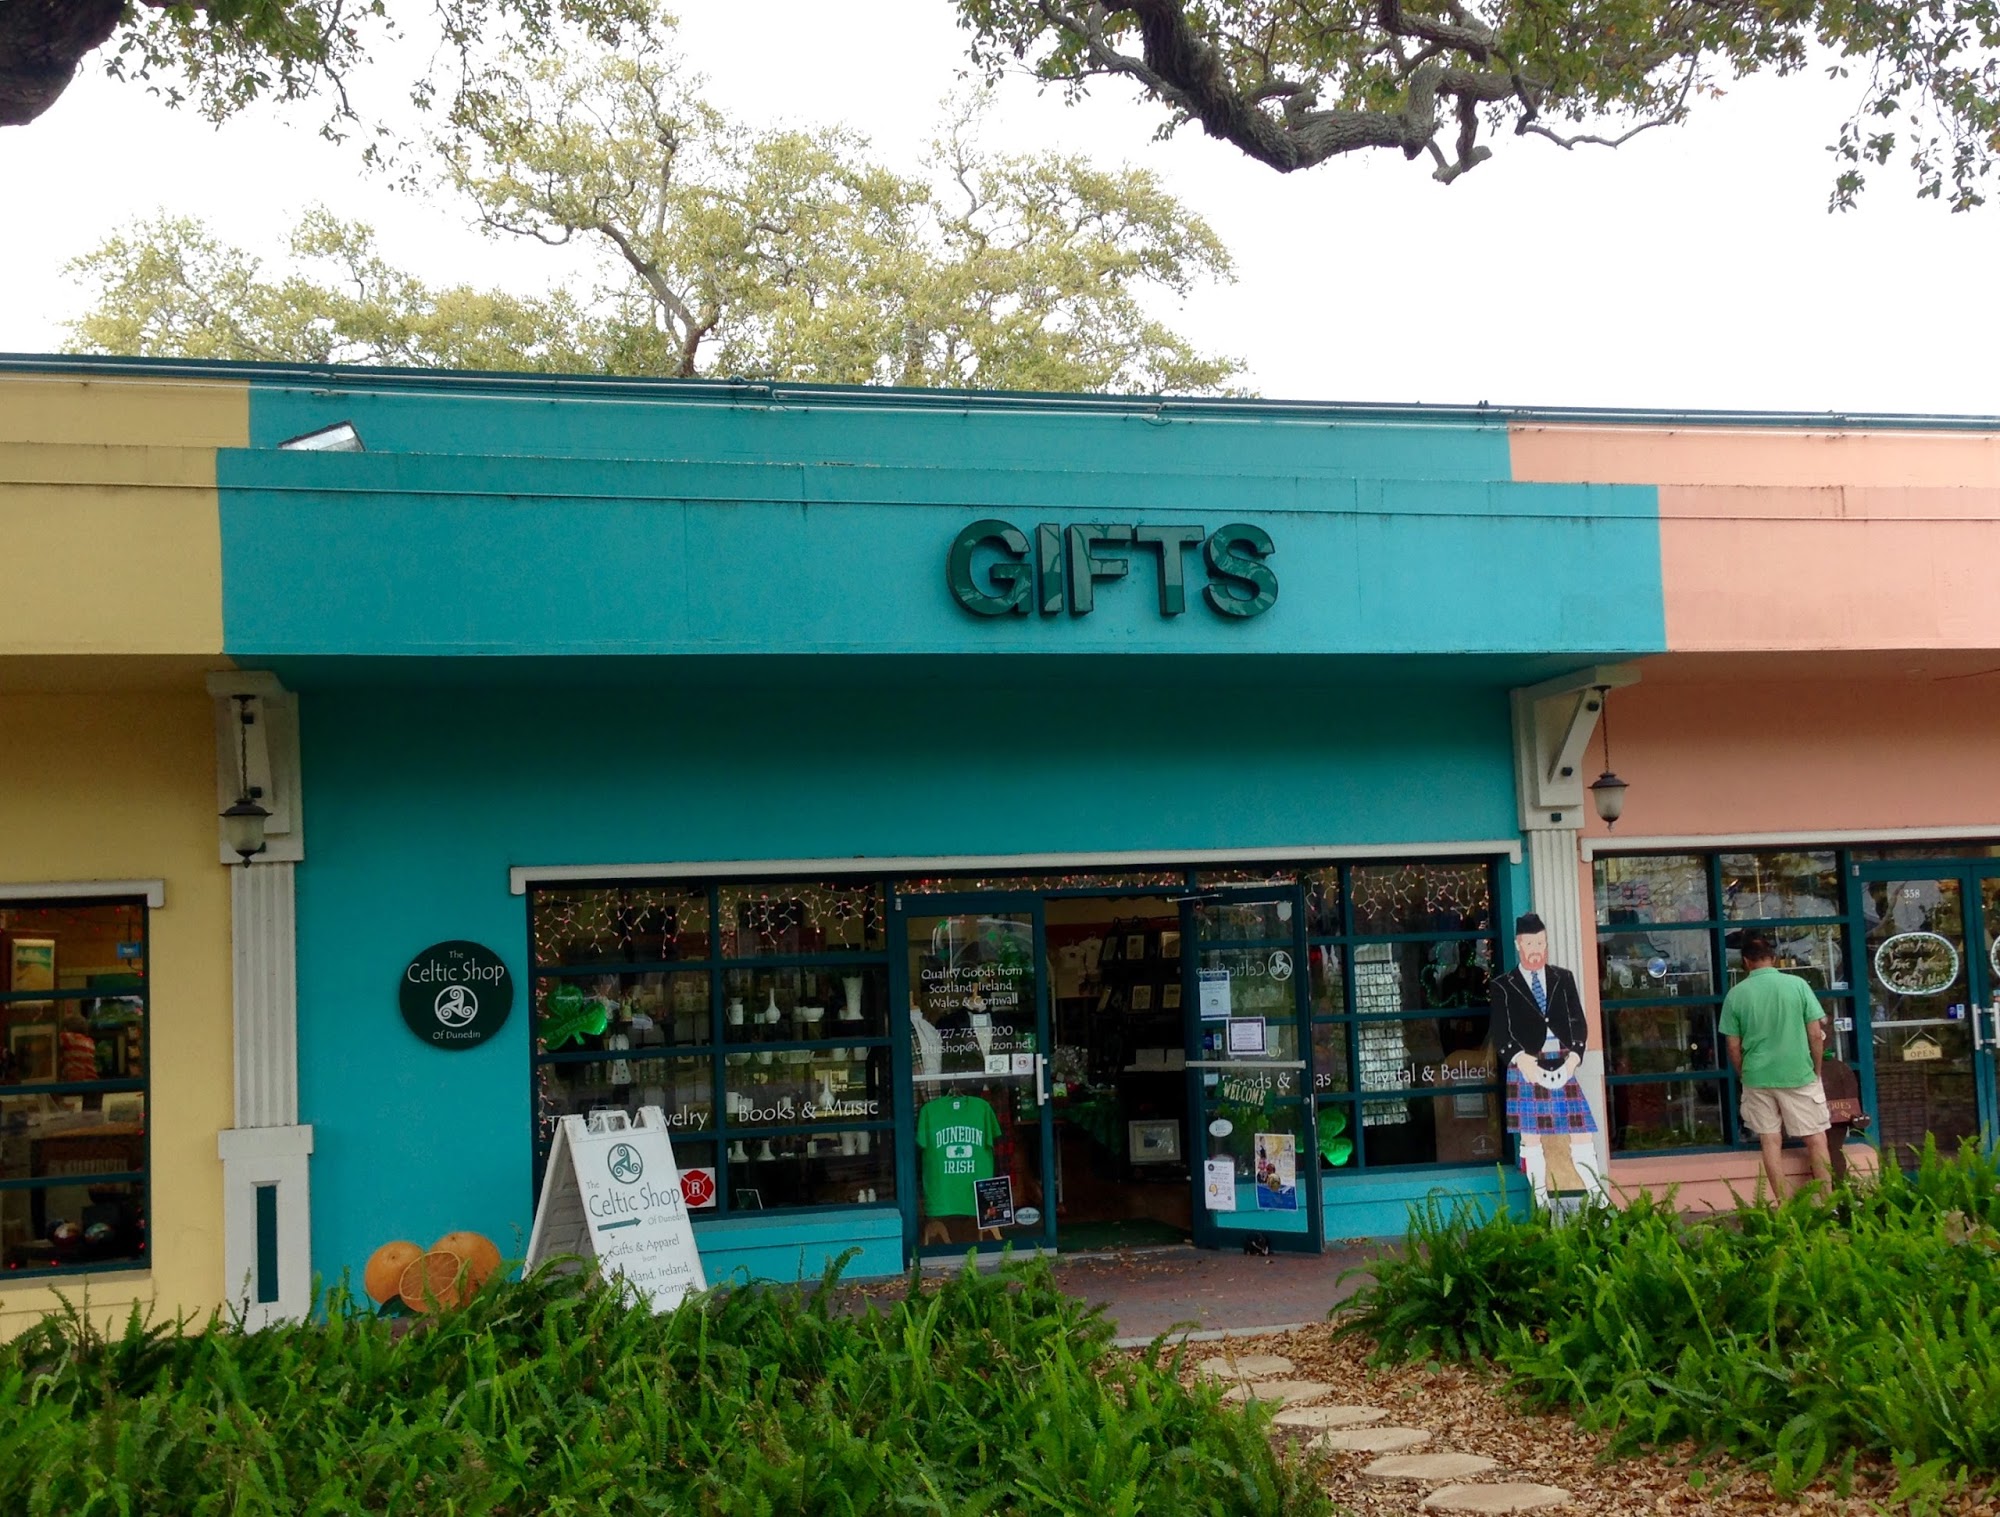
[608,1143,645,1184]
[434,983,479,1028]
[400,940,513,1050]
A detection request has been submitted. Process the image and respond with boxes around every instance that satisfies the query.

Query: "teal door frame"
[1848,861,2000,1154]
[888,889,1057,1260]
[1180,883,1321,1253]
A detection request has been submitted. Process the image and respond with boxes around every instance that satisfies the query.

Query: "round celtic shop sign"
[399,940,514,1049]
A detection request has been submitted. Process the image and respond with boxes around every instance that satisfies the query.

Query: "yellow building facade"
[1,373,246,1334]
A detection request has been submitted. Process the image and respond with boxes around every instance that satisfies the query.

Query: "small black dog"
[1241,1232,1271,1256]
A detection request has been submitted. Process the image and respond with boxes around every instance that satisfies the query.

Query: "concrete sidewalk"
[1046,1242,1391,1345]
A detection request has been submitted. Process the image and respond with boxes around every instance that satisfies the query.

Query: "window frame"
[1594,850,1855,1156]
[527,877,896,1221]
[0,893,152,1281]
[1282,859,1509,1173]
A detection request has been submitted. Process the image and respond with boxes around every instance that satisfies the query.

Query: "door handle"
[1035,1053,1048,1106]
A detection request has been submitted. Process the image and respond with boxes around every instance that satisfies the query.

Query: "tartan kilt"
[1505,1066,1598,1135]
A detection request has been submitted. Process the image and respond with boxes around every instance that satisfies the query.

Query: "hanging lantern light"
[1589,685,1630,828]
[221,695,270,864]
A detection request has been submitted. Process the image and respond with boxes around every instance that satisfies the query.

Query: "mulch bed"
[1163,1322,1997,1515]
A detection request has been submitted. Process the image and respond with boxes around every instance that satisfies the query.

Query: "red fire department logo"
[680,1167,717,1208]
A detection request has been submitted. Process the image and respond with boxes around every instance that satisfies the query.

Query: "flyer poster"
[1203,1158,1237,1212]
[1226,1016,1267,1056]
[1198,969,1232,1019]
[1254,1132,1298,1211]
[974,1175,1016,1228]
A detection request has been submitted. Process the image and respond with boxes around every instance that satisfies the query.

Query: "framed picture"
[102,1092,145,1124]
[732,1189,764,1210]
[1128,1118,1182,1164]
[1129,984,1154,1011]
[1160,931,1181,959]
[1161,983,1183,1010]
[6,937,55,994]
[8,1025,57,1083]
[1124,933,1148,961]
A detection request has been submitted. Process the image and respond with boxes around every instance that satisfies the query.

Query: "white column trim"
[217,1125,314,1328]
[231,861,298,1128]
[0,878,165,908]
[508,839,1524,894]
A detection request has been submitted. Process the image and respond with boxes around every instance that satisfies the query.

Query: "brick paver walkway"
[1047,1243,1390,1342]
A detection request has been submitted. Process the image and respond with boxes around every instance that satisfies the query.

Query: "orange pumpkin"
[399,1250,470,1314]
[363,1240,424,1304]
[431,1230,503,1289]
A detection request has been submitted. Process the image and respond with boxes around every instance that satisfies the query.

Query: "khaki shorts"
[1740,1080,1831,1138]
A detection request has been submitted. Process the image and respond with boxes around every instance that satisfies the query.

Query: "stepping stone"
[1313,1425,1432,1453]
[1364,1452,1501,1481]
[1195,1352,1295,1380]
[1422,1482,1572,1513]
[1219,1378,1331,1406]
[1271,1404,1388,1430]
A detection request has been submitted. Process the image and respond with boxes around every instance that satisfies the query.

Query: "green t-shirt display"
[916,1095,1001,1218]
[1719,967,1825,1089]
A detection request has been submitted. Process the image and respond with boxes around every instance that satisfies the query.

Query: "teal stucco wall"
[219,380,1666,661]
[291,669,1522,1289]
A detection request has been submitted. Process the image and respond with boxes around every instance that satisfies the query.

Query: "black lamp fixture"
[221,695,270,863]
[1588,684,1629,828]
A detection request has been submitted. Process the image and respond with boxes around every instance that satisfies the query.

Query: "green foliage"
[434,9,1238,389]
[66,9,1240,394]
[0,1256,1329,1516]
[954,0,2000,208]
[1340,1142,2000,1501]
[64,210,613,370]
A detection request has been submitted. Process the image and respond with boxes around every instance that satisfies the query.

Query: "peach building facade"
[1518,421,2000,1206]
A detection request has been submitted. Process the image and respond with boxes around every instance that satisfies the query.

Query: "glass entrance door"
[1853,868,1992,1160]
[895,895,1056,1256]
[1182,888,1321,1252]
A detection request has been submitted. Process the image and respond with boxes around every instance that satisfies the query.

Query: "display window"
[529,881,895,1215]
[1275,861,1505,1170]
[1593,849,1854,1153]
[0,899,150,1278]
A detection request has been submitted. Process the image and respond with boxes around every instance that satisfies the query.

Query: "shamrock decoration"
[541,981,609,1049]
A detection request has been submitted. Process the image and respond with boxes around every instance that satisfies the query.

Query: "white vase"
[765,989,782,1022]
[840,976,864,1021]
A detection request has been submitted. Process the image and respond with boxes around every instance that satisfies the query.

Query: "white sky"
[2,0,1996,414]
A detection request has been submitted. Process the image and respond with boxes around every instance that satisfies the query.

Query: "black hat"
[1514,912,1546,935]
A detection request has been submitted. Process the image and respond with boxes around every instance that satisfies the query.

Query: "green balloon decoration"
[1317,1106,1353,1166]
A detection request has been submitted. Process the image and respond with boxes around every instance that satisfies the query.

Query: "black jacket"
[1489,964,1588,1066]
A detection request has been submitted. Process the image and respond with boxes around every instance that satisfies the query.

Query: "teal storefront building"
[211,364,1665,1290]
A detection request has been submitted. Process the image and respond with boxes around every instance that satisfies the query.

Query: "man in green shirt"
[1720,933,1832,1198]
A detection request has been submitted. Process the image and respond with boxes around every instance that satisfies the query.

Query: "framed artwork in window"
[8,1025,57,1083]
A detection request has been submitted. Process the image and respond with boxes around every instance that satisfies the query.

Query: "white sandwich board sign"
[525,1107,707,1312]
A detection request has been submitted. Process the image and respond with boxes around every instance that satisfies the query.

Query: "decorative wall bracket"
[1510,664,1639,833]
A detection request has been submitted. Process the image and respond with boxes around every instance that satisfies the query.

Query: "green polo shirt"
[1719,967,1824,1089]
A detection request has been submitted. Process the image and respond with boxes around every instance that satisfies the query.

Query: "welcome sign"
[525,1108,708,1312]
